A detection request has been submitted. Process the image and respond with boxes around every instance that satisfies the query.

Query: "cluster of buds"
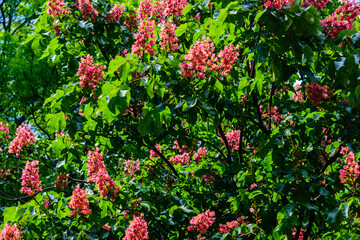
[21,160,42,196]
[69,184,92,216]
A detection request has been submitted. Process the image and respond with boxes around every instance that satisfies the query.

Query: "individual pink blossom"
[105,4,125,22]
[159,20,180,52]
[305,82,330,105]
[264,0,294,10]
[187,210,216,235]
[124,159,141,177]
[21,160,42,196]
[44,199,50,209]
[292,84,305,102]
[0,223,21,240]
[250,207,255,213]
[169,152,191,165]
[103,224,111,231]
[75,0,98,20]
[69,184,92,216]
[77,54,106,95]
[131,19,156,58]
[123,213,149,240]
[87,148,120,198]
[47,0,71,18]
[54,172,69,189]
[301,0,329,10]
[219,216,246,234]
[193,147,207,162]
[320,1,360,39]
[8,123,36,156]
[150,144,161,159]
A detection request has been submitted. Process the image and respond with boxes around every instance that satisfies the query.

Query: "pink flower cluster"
[131,20,156,58]
[305,82,330,105]
[339,146,360,185]
[173,140,192,153]
[188,210,216,235]
[54,172,69,189]
[193,147,207,162]
[77,54,106,95]
[103,224,111,231]
[8,124,36,156]
[264,0,294,10]
[0,168,10,180]
[87,148,120,198]
[250,183,258,190]
[47,0,71,18]
[21,160,42,196]
[105,4,125,22]
[292,84,305,102]
[320,1,360,39]
[219,216,246,234]
[159,20,180,52]
[123,213,149,240]
[221,130,241,151]
[150,144,161,159]
[292,228,305,240]
[180,37,239,79]
[0,223,21,240]
[261,106,284,125]
[124,159,141,177]
[202,174,215,186]
[301,0,329,10]
[215,44,240,76]
[137,0,188,20]
[69,184,92,216]
[0,121,10,139]
[75,0,98,20]
[169,152,191,165]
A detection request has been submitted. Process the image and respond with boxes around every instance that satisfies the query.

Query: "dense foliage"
[1,0,360,239]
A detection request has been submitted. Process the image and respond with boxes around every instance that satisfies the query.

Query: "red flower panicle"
[188,210,216,235]
[215,44,239,76]
[301,0,329,10]
[292,84,305,102]
[292,228,305,240]
[193,147,207,162]
[102,224,111,231]
[21,160,42,196]
[220,130,241,151]
[75,0,98,20]
[0,121,10,139]
[123,213,149,240]
[339,147,360,185]
[87,148,120,198]
[159,20,180,52]
[8,123,36,156]
[47,0,71,18]
[264,0,294,10]
[163,0,188,17]
[150,144,161,159]
[124,159,141,177]
[320,1,360,39]
[68,184,92,216]
[219,216,246,234]
[77,54,106,95]
[305,82,330,105]
[0,223,21,240]
[105,4,125,22]
[131,19,156,58]
[169,152,191,165]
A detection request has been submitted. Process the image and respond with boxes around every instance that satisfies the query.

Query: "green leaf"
[107,55,125,76]
[47,112,66,134]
